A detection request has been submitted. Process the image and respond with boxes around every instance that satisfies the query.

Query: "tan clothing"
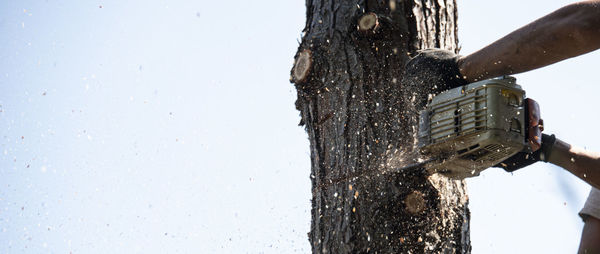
[580,187,600,221]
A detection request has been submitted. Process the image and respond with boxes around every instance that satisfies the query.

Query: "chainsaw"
[407,76,544,179]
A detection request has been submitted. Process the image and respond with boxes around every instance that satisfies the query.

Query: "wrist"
[447,55,468,88]
[455,56,468,81]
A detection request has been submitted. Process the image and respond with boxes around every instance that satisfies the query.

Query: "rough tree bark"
[290,0,470,253]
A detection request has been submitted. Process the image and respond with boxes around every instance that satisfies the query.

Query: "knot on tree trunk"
[291,49,313,85]
[357,12,380,34]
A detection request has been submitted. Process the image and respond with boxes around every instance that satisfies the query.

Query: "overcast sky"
[1,0,598,253]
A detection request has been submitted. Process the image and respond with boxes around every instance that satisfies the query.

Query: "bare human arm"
[547,138,600,189]
[544,138,600,253]
[458,0,600,82]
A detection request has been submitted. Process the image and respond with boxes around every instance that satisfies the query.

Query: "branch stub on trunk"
[291,49,313,84]
[357,12,380,34]
[405,190,426,214]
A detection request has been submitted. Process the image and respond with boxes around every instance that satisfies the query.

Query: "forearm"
[547,138,600,190]
[458,1,600,82]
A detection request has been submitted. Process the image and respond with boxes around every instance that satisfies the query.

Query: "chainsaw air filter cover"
[417,76,530,179]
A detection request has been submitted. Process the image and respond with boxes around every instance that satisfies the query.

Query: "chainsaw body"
[417,76,542,178]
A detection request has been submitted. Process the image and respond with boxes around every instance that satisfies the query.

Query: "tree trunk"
[290,0,470,253]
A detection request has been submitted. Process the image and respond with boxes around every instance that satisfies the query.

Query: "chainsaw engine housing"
[418,76,532,178]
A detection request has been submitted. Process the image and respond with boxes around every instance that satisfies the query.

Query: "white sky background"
[0,0,597,253]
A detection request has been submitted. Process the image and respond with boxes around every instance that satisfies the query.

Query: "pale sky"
[0,0,597,253]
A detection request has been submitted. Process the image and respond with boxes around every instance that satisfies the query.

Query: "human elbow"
[555,2,600,52]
